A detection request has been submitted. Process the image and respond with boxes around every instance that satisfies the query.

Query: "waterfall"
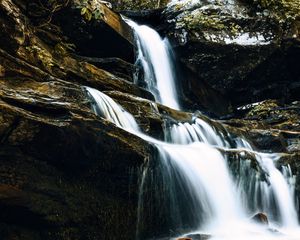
[158,142,245,228]
[164,120,299,232]
[85,86,140,132]
[85,21,300,240]
[235,139,299,227]
[127,20,180,110]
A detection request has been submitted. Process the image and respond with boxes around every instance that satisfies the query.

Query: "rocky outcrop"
[223,100,300,152]
[162,0,300,108]
[54,0,135,62]
[0,77,153,239]
[0,48,158,238]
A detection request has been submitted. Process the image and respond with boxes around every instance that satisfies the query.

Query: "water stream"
[85,20,299,240]
[127,20,180,110]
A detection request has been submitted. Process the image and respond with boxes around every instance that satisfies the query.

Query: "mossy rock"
[243,0,300,22]
[107,0,171,11]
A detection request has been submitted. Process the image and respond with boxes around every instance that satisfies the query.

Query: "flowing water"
[127,20,180,110]
[85,20,300,240]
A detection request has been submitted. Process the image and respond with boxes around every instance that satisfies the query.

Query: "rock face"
[162,0,300,108]
[0,0,157,239]
[0,78,150,240]
[54,0,135,62]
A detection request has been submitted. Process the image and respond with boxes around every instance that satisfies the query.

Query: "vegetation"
[75,0,106,21]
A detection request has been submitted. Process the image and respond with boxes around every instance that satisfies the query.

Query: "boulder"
[74,56,135,82]
[222,100,300,151]
[251,212,269,225]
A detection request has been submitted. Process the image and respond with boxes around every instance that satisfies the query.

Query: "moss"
[54,42,75,56]
[107,0,170,11]
[25,45,54,70]
[246,100,279,119]
[76,0,168,12]
[245,100,300,131]
[177,8,242,36]
[247,0,300,22]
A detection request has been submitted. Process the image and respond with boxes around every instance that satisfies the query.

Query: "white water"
[86,86,299,238]
[257,154,298,227]
[127,21,180,110]
[85,86,140,132]
[235,139,299,228]
[159,142,244,229]
[85,21,299,240]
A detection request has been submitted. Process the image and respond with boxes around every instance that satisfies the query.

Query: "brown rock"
[0,65,5,77]
[251,213,269,225]
[0,184,26,204]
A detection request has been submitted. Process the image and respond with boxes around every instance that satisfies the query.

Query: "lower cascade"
[85,21,300,240]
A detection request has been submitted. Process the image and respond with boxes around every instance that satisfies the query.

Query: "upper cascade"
[127,20,180,110]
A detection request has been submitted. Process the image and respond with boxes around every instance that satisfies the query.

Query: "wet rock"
[0,184,27,206]
[251,212,269,225]
[185,233,211,240]
[121,8,165,27]
[0,76,152,239]
[176,63,231,116]
[74,56,135,82]
[0,0,157,238]
[0,0,28,52]
[222,100,300,152]
[105,90,192,138]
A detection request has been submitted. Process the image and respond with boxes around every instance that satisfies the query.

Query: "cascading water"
[235,139,299,228]
[85,86,140,132]
[127,20,180,110]
[85,20,300,240]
